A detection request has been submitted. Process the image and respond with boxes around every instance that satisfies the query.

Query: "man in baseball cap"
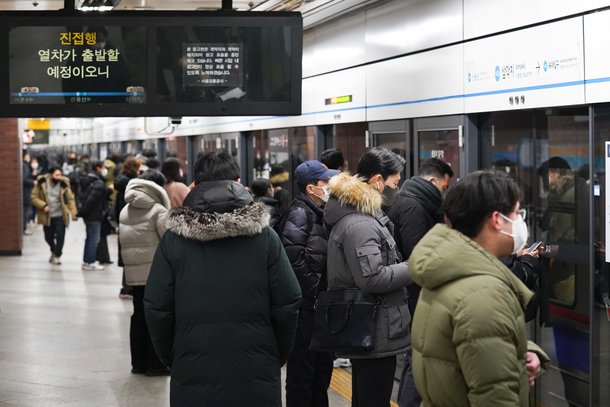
[275,159,338,407]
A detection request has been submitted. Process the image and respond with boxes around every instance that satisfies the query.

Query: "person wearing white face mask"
[275,160,338,407]
[409,170,550,407]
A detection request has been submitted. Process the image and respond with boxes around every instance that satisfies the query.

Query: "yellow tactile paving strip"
[330,367,399,407]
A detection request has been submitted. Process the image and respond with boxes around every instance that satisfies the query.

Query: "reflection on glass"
[418,129,459,181]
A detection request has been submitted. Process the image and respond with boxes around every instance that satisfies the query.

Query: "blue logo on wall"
[468,73,471,82]
[544,61,548,72]
[494,66,500,82]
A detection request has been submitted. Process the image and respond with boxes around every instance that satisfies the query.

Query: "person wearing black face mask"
[324,148,411,407]
[31,166,78,265]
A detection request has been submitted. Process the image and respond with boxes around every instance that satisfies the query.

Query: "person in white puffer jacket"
[119,169,171,376]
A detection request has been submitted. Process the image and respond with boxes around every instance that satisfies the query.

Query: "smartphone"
[527,241,543,254]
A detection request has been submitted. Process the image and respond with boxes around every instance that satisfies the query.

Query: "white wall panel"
[302,32,317,78]
[365,0,462,61]
[464,0,610,39]
[585,10,610,103]
[312,67,366,124]
[464,18,584,113]
[366,45,464,121]
[307,12,366,77]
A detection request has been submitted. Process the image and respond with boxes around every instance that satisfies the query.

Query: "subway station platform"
[0,220,395,406]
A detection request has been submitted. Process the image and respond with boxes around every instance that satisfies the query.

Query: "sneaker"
[82,262,105,271]
[119,288,133,299]
[50,255,61,265]
[333,358,351,368]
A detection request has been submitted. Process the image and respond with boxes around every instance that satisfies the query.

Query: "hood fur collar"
[166,202,270,242]
[328,172,382,217]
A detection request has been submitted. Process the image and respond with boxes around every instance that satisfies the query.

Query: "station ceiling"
[0,0,386,29]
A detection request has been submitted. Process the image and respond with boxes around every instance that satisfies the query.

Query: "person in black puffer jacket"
[78,160,112,271]
[387,158,453,407]
[144,152,301,407]
[275,160,338,407]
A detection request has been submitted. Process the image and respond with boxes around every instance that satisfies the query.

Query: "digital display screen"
[0,11,302,117]
[155,25,296,111]
[9,26,146,105]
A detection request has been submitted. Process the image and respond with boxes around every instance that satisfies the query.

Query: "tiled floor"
[0,221,351,406]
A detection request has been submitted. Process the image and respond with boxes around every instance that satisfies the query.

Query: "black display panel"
[0,11,302,117]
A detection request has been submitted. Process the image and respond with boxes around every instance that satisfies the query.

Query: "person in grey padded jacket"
[324,148,412,407]
[119,169,170,376]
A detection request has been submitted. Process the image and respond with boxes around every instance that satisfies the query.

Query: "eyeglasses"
[516,208,526,220]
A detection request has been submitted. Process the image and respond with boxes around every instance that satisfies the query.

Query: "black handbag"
[310,288,379,353]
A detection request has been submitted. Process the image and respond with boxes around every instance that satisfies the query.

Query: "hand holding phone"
[526,241,543,254]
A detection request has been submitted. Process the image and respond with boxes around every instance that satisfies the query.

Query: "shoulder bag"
[310,288,379,353]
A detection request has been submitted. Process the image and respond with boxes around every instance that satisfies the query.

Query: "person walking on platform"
[161,157,190,208]
[276,160,338,407]
[387,158,453,407]
[78,161,112,271]
[144,152,301,407]
[31,166,78,265]
[324,148,412,407]
[409,171,549,406]
[22,150,35,235]
[119,169,170,376]
[114,156,144,298]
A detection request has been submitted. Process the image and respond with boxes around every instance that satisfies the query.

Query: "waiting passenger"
[387,157,453,407]
[410,170,549,406]
[144,151,301,407]
[320,148,346,171]
[31,166,78,265]
[114,156,144,298]
[119,169,170,376]
[78,161,112,271]
[275,160,337,407]
[161,157,190,208]
[250,178,280,227]
[324,148,411,407]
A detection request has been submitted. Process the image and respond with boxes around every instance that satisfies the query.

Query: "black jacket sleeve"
[278,205,321,300]
[143,233,176,367]
[391,200,430,260]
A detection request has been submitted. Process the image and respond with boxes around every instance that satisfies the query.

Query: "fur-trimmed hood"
[167,180,269,242]
[324,172,382,226]
[167,203,270,242]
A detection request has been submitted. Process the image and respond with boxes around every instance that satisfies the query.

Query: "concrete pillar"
[0,118,22,255]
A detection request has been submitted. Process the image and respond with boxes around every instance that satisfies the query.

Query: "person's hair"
[419,158,454,179]
[48,165,62,174]
[251,178,272,197]
[161,158,183,182]
[121,156,143,177]
[193,151,240,184]
[145,157,161,170]
[138,169,166,187]
[91,160,104,172]
[320,149,344,170]
[443,170,521,238]
[22,149,29,159]
[356,147,405,181]
[298,179,321,194]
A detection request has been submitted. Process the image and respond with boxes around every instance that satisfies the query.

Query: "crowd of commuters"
[22,146,554,407]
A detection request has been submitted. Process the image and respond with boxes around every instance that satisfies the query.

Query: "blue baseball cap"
[294,160,339,185]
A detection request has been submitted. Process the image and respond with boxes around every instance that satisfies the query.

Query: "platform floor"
[0,221,356,407]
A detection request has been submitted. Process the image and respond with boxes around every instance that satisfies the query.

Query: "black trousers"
[43,216,65,257]
[351,356,396,407]
[286,308,334,407]
[130,286,165,371]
